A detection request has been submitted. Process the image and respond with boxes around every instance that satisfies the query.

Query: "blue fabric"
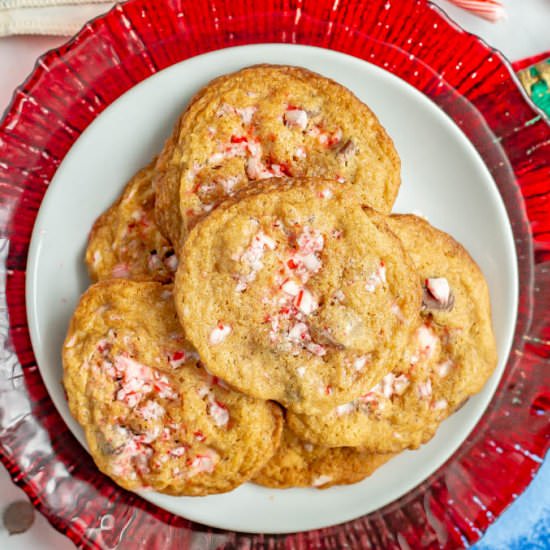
[474,454,550,549]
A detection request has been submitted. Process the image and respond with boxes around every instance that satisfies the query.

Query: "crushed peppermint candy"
[365,261,386,292]
[371,372,410,400]
[216,103,257,125]
[235,105,257,125]
[169,349,199,369]
[426,277,451,304]
[170,446,187,457]
[294,288,318,315]
[188,451,219,477]
[436,359,454,378]
[417,378,433,400]
[307,125,342,147]
[294,146,307,159]
[284,107,308,130]
[246,155,288,180]
[137,400,165,421]
[432,399,448,411]
[267,225,327,357]
[235,230,277,291]
[219,175,240,195]
[416,325,438,359]
[353,355,368,371]
[208,399,230,427]
[107,426,155,480]
[391,302,405,322]
[336,402,355,416]
[197,380,231,427]
[65,333,77,348]
[312,475,333,487]
[209,323,232,344]
[112,355,178,408]
[194,430,206,441]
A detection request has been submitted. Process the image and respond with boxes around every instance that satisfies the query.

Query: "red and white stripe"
[446,0,507,22]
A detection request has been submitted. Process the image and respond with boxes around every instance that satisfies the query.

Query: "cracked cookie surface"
[175,179,421,414]
[86,162,177,283]
[63,280,283,495]
[287,214,497,452]
[154,64,400,249]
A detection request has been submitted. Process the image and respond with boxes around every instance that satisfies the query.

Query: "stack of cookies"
[63,65,497,495]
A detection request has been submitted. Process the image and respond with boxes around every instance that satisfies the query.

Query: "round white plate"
[26,44,518,534]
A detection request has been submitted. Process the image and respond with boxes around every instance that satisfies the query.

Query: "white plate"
[26,44,518,534]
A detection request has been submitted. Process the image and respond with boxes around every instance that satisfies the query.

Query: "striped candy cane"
[446,0,507,22]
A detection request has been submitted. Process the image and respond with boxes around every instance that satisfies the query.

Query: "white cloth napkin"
[0,0,114,36]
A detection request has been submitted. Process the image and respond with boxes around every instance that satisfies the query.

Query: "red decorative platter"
[0,0,548,548]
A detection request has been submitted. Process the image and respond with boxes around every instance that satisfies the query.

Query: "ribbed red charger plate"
[0,0,549,548]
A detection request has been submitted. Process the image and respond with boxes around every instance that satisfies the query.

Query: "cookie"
[253,427,392,489]
[286,214,497,452]
[86,162,177,283]
[154,64,401,249]
[62,280,283,496]
[175,179,421,414]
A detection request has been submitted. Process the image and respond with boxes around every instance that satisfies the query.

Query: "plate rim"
[24,42,520,534]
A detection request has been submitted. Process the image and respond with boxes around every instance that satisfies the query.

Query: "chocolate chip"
[422,287,455,311]
[3,500,35,535]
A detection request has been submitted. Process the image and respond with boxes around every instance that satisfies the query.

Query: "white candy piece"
[288,322,308,342]
[284,108,308,130]
[312,475,332,487]
[170,446,187,457]
[426,277,451,304]
[235,105,257,125]
[417,379,433,400]
[209,323,231,344]
[294,146,307,159]
[301,252,322,272]
[432,399,448,411]
[436,359,454,378]
[208,400,229,427]
[416,325,438,359]
[336,402,355,416]
[295,288,318,315]
[365,262,387,292]
[281,279,301,296]
[138,400,165,421]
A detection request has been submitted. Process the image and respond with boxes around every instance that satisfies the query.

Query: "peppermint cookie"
[86,162,177,283]
[175,179,421,414]
[287,214,497,452]
[155,64,401,249]
[63,280,283,495]
[253,427,392,489]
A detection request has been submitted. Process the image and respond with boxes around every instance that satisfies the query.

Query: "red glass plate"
[0,0,548,548]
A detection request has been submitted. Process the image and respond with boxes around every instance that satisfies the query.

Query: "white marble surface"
[0,1,549,548]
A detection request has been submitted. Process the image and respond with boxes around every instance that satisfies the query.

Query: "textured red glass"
[0,0,548,548]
